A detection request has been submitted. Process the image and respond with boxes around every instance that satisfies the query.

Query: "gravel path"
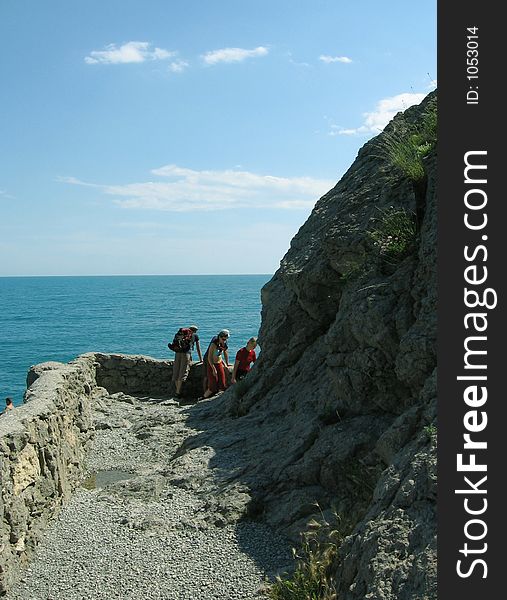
[7,393,292,600]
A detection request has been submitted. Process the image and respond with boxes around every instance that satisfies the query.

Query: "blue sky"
[0,0,436,276]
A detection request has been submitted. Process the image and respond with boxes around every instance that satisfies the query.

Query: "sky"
[0,0,436,276]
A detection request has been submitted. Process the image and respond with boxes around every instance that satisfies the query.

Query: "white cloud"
[0,189,14,199]
[85,41,174,65]
[286,52,310,68]
[202,46,269,65]
[168,59,189,73]
[55,176,99,187]
[319,55,353,64]
[60,165,333,212]
[331,91,427,136]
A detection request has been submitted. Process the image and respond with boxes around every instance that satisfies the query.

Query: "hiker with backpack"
[203,329,230,399]
[169,325,202,398]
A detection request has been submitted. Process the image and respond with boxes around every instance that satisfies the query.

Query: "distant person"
[170,325,202,398]
[2,397,14,415]
[231,337,257,383]
[203,330,230,398]
[201,329,230,395]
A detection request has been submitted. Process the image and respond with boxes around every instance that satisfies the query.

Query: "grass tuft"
[265,509,349,600]
[381,98,437,183]
[368,206,416,261]
[338,264,363,284]
[424,424,437,442]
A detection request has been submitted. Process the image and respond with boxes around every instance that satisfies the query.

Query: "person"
[171,325,202,398]
[1,397,14,415]
[231,337,257,383]
[203,329,230,398]
[201,329,230,394]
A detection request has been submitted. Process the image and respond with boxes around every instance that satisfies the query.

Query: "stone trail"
[6,391,292,600]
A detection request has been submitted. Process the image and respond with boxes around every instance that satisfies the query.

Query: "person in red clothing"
[231,337,257,384]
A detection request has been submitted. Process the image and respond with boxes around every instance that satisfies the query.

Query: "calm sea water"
[0,275,271,406]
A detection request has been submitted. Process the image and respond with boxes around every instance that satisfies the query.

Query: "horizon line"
[0,273,273,278]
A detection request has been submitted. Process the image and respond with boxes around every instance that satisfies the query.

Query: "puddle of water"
[82,470,134,490]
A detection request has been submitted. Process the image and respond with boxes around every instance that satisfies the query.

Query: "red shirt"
[235,348,256,371]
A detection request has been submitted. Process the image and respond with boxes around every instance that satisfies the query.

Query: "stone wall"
[92,352,231,398]
[0,352,221,594]
[0,355,96,595]
[94,353,191,398]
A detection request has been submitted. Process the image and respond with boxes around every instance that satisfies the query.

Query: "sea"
[0,275,271,407]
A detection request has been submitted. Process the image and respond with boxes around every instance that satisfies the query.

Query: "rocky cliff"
[1,94,436,599]
[189,93,437,599]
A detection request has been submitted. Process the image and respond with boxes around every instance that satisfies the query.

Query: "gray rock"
[201,92,437,599]
[1,93,437,599]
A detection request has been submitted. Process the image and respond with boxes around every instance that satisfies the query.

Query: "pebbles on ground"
[6,394,292,600]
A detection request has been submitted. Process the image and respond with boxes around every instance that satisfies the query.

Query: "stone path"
[6,393,292,600]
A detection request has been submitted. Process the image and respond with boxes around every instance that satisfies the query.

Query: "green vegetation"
[368,98,436,262]
[424,424,437,441]
[338,263,363,284]
[368,206,417,261]
[382,98,437,183]
[266,543,337,600]
[265,510,349,600]
[265,460,378,599]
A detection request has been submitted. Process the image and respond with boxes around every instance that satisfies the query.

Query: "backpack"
[168,328,193,353]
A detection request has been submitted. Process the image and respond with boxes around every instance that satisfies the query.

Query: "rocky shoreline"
[6,390,292,600]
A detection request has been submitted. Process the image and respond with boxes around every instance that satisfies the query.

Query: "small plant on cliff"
[265,509,346,600]
[383,129,425,183]
[368,206,416,261]
[338,263,363,284]
[424,423,437,441]
[382,98,437,183]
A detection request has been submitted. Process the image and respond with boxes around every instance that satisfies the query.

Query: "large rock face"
[1,94,436,599]
[200,93,437,599]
